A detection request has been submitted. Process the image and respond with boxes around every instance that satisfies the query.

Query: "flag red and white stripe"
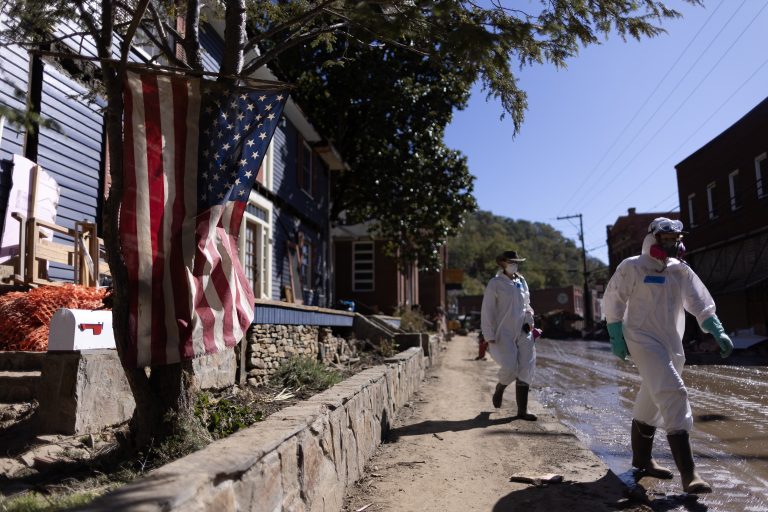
[120,71,286,367]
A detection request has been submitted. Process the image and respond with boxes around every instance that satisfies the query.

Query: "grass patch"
[272,357,343,396]
[194,392,264,440]
[0,491,97,511]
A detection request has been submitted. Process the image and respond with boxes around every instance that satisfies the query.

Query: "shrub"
[396,306,429,333]
[194,392,263,440]
[272,357,342,395]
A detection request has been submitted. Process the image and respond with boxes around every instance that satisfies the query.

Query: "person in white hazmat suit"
[481,250,537,420]
[603,217,734,494]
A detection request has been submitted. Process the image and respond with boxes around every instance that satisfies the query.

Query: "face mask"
[505,263,518,274]
[651,240,684,260]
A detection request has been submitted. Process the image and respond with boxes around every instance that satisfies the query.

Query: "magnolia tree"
[0,0,695,447]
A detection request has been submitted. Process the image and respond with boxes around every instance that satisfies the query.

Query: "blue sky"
[444,0,768,264]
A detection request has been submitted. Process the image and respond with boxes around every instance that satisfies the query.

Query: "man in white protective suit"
[481,250,537,420]
[603,217,734,494]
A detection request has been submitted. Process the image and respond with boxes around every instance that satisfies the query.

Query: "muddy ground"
[343,335,655,512]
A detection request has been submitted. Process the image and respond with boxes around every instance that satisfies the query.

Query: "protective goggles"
[649,218,685,235]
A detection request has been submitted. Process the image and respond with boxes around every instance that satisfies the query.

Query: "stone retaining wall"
[81,346,427,512]
[245,325,349,386]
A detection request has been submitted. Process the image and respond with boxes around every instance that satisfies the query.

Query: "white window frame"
[261,140,274,191]
[706,181,718,220]
[0,116,5,147]
[352,241,375,292]
[239,191,273,299]
[756,153,767,199]
[687,193,696,227]
[299,139,313,198]
[728,169,740,211]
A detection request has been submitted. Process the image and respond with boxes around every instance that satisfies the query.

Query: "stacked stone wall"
[82,347,427,512]
[245,325,319,386]
[244,325,352,386]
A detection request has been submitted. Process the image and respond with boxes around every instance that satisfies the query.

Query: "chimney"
[628,208,636,215]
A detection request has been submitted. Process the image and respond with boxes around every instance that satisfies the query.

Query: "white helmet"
[648,217,685,236]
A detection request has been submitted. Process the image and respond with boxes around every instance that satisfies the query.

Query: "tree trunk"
[98,1,197,451]
[221,0,246,76]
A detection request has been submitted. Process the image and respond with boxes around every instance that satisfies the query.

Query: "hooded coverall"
[481,271,536,386]
[603,234,716,433]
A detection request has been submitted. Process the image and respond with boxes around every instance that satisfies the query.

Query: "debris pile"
[0,285,108,351]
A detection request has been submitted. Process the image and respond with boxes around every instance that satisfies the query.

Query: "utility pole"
[557,213,592,330]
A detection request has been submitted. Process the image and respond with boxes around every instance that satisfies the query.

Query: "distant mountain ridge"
[447,210,607,294]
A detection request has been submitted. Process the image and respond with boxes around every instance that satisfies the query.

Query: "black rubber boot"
[631,419,673,479]
[667,432,712,494]
[515,382,537,421]
[492,383,507,408]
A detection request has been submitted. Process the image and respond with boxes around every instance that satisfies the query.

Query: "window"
[297,136,313,196]
[353,241,374,292]
[687,193,697,227]
[706,181,718,220]
[300,240,312,287]
[728,169,741,211]
[240,193,272,299]
[757,153,767,199]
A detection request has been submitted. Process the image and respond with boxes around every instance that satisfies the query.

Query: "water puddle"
[535,339,768,512]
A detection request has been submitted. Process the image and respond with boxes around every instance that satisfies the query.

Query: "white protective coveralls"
[481,271,536,386]
[603,234,716,433]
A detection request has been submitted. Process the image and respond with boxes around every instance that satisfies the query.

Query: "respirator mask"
[651,236,685,260]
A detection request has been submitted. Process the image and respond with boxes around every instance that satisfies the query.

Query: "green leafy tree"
[272,43,476,269]
[449,210,607,293]
[0,0,693,448]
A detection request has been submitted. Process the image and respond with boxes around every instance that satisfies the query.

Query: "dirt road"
[343,335,646,512]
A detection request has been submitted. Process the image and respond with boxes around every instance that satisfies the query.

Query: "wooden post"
[89,223,100,286]
[28,165,39,219]
[26,217,38,282]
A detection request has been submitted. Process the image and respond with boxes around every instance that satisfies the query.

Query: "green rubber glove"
[607,322,628,360]
[701,315,733,359]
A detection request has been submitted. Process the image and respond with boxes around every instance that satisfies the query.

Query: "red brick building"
[332,222,446,317]
[675,97,768,336]
[606,208,680,276]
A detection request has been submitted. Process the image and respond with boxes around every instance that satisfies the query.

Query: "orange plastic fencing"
[0,285,109,352]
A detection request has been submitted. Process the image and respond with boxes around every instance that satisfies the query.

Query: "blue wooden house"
[0,18,348,320]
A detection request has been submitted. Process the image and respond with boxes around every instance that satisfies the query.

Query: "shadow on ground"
[491,470,708,512]
[387,412,515,441]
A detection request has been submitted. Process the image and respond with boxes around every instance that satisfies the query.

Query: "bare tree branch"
[322,8,430,56]
[120,0,152,65]
[221,0,246,76]
[184,0,203,70]
[243,0,337,54]
[137,22,191,68]
[0,29,98,48]
[242,23,347,75]
[73,0,101,44]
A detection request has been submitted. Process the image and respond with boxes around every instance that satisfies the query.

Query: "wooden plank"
[35,239,73,265]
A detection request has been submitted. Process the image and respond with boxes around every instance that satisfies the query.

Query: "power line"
[555,0,735,216]
[575,1,768,213]
[580,55,768,243]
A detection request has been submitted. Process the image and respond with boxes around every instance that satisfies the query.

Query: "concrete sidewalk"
[342,335,648,512]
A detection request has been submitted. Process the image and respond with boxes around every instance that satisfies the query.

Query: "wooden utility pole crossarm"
[557,213,593,329]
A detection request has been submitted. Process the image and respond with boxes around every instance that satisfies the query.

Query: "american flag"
[120,71,288,367]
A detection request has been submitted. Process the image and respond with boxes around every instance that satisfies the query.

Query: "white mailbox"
[48,309,116,351]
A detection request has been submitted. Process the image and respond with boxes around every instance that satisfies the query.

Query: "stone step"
[0,351,46,372]
[0,371,41,403]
